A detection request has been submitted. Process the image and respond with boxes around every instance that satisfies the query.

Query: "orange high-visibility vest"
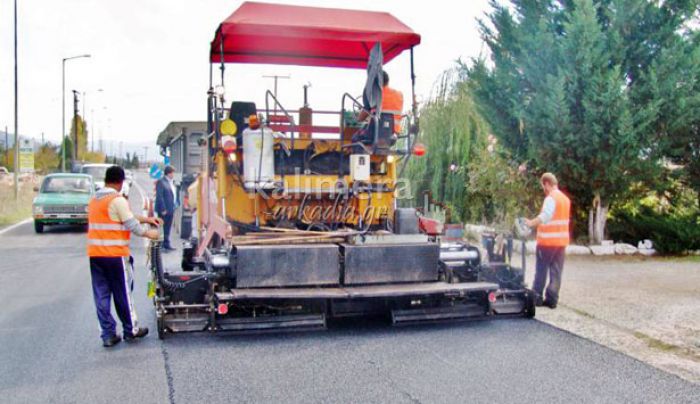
[536,189,571,247]
[87,193,131,257]
[382,86,404,134]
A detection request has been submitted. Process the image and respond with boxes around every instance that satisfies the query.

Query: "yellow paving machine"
[151,2,535,338]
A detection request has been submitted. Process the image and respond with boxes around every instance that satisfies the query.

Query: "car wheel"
[34,221,44,234]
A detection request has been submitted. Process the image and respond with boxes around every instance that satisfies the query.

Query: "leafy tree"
[642,30,700,207]
[469,0,699,243]
[34,143,59,174]
[404,70,488,222]
[0,144,7,167]
[69,115,88,160]
[465,144,538,225]
[58,136,74,170]
[131,153,139,169]
[83,151,106,164]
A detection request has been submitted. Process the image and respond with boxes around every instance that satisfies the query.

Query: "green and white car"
[32,173,94,233]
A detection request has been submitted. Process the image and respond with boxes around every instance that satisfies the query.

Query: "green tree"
[642,30,700,207]
[83,151,107,164]
[469,0,699,243]
[69,115,88,160]
[34,143,59,174]
[131,153,139,169]
[404,71,487,222]
[58,136,74,170]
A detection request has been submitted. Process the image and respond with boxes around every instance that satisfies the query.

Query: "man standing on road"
[155,165,177,251]
[88,166,161,347]
[525,172,571,309]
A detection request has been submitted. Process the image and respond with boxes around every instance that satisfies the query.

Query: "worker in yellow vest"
[87,166,161,347]
[525,172,571,309]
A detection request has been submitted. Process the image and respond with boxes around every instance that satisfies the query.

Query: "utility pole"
[72,90,79,163]
[13,0,19,200]
[90,108,94,152]
[143,146,149,165]
[61,54,90,172]
[95,89,104,154]
[41,132,44,145]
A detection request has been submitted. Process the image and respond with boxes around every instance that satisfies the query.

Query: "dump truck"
[150,2,535,338]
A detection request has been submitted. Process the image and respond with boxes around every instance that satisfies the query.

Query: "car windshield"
[41,177,92,193]
[82,166,109,183]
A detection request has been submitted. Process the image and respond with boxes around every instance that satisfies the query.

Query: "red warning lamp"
[222,135,237,154]
[488,292,497,304]
[413,143,426,156]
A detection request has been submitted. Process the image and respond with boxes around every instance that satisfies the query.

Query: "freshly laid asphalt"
[0,174,698,403]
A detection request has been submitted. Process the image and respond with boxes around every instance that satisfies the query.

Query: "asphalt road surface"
[1,173,698,404]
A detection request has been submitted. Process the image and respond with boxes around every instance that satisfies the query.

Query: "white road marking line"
[0,218,32,236]
[132,178,147,203]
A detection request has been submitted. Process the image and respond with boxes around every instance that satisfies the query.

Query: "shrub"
[608,206,700,255]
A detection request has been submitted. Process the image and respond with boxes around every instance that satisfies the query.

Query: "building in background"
[156,121,207,240]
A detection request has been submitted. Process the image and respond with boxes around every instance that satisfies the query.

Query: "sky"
[0,0,491,157]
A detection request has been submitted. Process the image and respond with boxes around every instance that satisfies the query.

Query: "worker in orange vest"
[380,71,404,134]
[357,70,405,137]
[87,166,161,347]
[525,172,571,309]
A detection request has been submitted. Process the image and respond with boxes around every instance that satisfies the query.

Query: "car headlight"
[33,205,43,215]
[83,205,89,213]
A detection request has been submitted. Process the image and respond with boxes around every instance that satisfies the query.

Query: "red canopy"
[210,2,421,69]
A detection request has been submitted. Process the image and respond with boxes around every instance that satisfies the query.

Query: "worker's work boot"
[124,327,149,342]
[543,300,557,309]
[103,335,122,348]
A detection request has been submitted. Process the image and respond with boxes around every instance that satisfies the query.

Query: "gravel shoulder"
[524,254,700,384]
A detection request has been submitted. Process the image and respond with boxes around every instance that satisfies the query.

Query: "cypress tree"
[470,0,699,243]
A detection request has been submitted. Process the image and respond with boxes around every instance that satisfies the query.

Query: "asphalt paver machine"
[150,2,535,338]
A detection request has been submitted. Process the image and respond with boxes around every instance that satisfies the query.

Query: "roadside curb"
[0,217,32,236]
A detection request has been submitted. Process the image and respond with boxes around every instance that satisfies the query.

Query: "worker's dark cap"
[164,165,175,175]
[105,165,125,184]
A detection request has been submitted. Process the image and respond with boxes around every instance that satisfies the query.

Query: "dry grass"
[0,180,36,226]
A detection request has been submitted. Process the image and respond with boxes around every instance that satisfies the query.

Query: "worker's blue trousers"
[533,246,566,305]
[89,256,140,340]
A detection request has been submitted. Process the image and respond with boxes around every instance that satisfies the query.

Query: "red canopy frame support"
[410,46,417,125]
[219,32,226,92]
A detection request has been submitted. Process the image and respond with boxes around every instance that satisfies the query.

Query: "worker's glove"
[514,217,532,239]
